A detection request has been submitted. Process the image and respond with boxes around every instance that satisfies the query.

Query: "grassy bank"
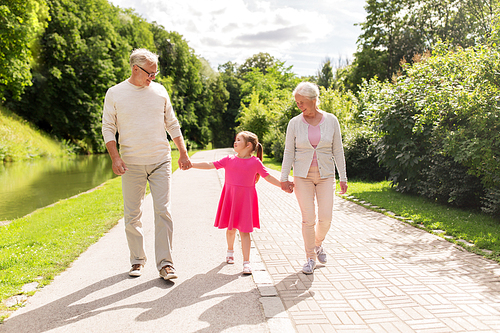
[0,177,123,319]
[0,150,192,320]
[0,106,67,162]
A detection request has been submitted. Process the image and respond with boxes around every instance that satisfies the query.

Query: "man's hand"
[105,141,127,175]
[172,136,192,170]
[178,154,192,170]
[112,157,128,175]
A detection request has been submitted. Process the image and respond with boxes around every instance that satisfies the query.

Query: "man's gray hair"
[129,48,158,69]
[293,82,320,105]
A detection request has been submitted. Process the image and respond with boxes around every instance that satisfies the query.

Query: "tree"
[8,0,131,152]
[316,58,334,89]
[240,60,299,105]
[237,59,299,157]
[237,52,277,77]
[216,62,242,147]
[207,74,230,147]
[0,0,49,100]
[346,0,499,92]
[237,91,270,142]
[153,27,210,147]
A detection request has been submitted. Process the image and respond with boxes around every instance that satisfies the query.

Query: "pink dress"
[213,155,270,232]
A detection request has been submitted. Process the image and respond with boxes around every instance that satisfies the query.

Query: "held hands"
[280,181,294,193]
[178,155,192,170]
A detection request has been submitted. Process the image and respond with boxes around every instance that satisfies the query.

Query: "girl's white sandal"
[226,250,234,264]
[243,262,252,275]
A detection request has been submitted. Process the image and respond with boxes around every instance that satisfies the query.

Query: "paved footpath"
[3,149,500,332]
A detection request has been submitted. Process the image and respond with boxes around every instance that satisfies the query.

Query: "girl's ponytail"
[255,142,263,183]
[256,143,263,162]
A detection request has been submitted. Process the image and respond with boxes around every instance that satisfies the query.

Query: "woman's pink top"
[302,114,325,167]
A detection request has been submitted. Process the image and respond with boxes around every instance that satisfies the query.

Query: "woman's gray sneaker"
[302,258,316,274]
[315,246,327,264]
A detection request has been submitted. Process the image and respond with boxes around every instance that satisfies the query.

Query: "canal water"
[0,154,117,221]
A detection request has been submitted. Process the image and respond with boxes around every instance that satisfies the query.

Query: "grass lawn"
[0,149,196,320]
[344,181,500,259]
[262,155,283,171]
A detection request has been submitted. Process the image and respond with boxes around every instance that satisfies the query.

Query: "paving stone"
[258,285,278,297]
[21,282,38,293]
[456,239,475,247]
[260,297,288,318]
[4,295,28,307]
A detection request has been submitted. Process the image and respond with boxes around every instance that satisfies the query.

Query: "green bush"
[237,91,272,141]
[417,154,484,208]
[482,186,500,216]
[262,127,285,161]
[344,129,388,181]
[360,41,500,214]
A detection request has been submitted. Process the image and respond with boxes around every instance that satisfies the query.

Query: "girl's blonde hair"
[237,131,263,182]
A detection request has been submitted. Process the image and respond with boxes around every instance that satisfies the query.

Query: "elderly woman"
[280,81,348,274]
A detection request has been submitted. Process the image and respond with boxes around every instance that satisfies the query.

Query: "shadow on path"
[2,264,265,333]
[274,272,314,312]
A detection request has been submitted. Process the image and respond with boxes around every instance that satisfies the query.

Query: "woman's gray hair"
[129,48,158,69]
[293,81,320,105]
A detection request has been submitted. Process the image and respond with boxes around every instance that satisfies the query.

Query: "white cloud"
[109,0,366,76]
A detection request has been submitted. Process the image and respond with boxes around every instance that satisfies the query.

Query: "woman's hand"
[339,181,348,195]
[280,181,294,193]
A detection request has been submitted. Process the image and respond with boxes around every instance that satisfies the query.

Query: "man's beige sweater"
[102,80,182,165]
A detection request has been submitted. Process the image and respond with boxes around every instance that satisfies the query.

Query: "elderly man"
[102,48,191,280]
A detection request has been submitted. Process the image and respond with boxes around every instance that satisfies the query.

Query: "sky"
[108,0,368,77]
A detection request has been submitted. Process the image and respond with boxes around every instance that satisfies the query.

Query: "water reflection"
[0,155,117,221]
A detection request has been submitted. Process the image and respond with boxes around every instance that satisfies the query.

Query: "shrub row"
[358,42,500,215]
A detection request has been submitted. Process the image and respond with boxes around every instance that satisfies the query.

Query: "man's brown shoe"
[159,265,177,280]
[129,264,143,277]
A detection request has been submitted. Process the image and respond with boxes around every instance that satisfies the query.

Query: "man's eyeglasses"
[136,65,160,78]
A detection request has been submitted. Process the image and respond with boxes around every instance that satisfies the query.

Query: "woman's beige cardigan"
[280,111,347,183]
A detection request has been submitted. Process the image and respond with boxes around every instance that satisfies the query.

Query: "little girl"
[191,131,281,274]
